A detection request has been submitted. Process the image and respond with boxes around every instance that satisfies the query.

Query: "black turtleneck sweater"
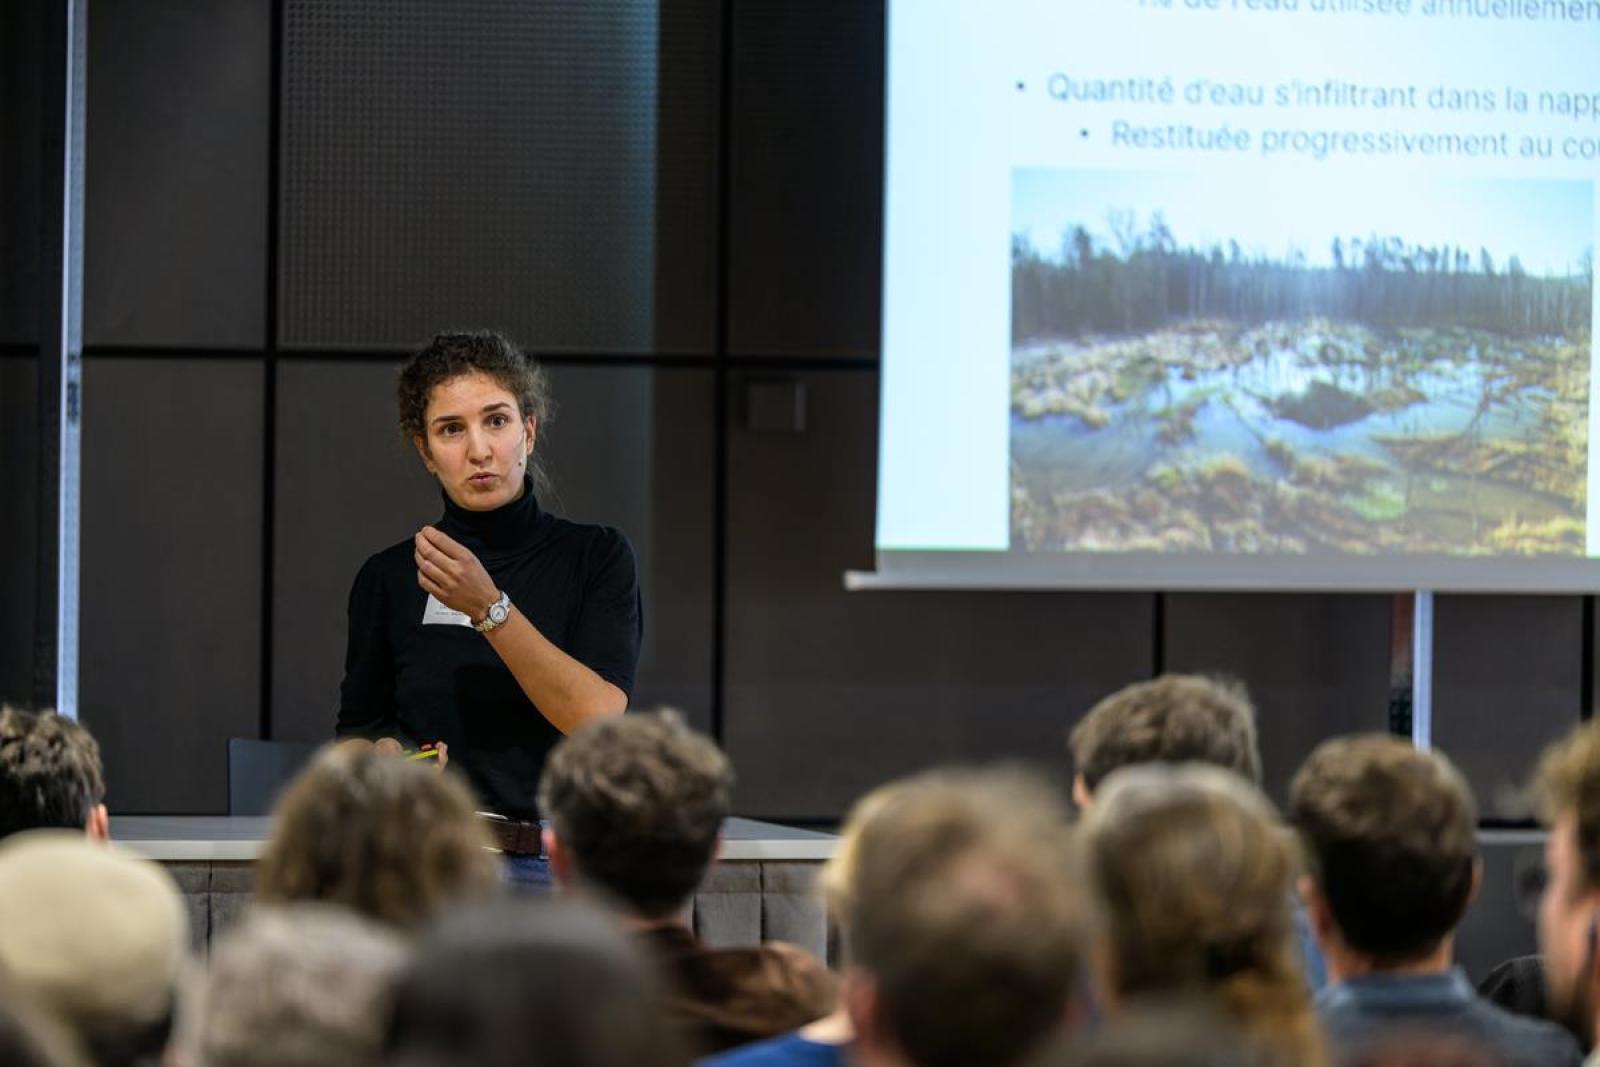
[336,479,641,819]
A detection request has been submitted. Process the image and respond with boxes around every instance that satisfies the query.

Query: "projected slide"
[1010,173,1592,556]
[874,0,1600,589]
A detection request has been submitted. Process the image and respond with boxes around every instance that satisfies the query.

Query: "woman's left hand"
[415,526,500,624]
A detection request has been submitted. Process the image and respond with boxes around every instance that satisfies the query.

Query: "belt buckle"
[477,811,542,856]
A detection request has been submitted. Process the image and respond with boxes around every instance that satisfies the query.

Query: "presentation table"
[111,815,837,958]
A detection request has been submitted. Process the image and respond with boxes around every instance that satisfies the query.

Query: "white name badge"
[421,594,474,628]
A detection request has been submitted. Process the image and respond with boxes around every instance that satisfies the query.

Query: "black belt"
[479,813,543,856]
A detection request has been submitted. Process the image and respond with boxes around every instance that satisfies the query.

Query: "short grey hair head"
[184,904,408,1067]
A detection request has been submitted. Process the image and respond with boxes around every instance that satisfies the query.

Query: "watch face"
[489,600,510,624]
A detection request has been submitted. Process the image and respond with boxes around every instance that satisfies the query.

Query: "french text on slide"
[1040,75,1600,160]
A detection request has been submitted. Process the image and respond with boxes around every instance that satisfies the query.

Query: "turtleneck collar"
[437,475,550,559]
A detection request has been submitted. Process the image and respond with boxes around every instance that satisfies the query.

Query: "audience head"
[1290,735,1479,973]
[180,905,407,1067]
[384,898,689,1067]
[818,779,916,960]
[0,982,89,1067]
[0,706,108,841]
[842,767,1089,1067]
[1532,719,1600,1043]
[538,710,733,919]
[1081,764,1322,1067]
[255,742,500,931]
[0,832,187,1066]
[1068,675,1260,806]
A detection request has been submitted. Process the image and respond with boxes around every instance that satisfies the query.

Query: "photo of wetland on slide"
[1010,171,1595,556]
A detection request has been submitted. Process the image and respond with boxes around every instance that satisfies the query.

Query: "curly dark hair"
[256,743,502,931]
[537,711,732,918]
[0,705,105,840]
[397,331,555,489]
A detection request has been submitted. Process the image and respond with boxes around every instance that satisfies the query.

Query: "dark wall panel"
[271,363,715,743]
[83,0,269,348]
[270,362,436,742]
[536,367,716,729]
[0,356,39,704]
[1163,593,1392,805]
[723,368,1154,818]
[1456,832,1544,984]
[727,0,883,358]
[279,0,704,354]
[0,0,43,344]
[1434,595,1582,821]
[655,0,720,353]
[80,358,263,814]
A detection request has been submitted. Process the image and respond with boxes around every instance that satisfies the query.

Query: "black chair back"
[226,738,321,815]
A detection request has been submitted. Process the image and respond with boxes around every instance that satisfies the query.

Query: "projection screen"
[864,0,1600,592]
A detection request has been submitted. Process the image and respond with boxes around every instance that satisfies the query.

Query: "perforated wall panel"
[727,0,884,358]
[279,0,667,352]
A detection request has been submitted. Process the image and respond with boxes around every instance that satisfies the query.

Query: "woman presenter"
[337,331,640,881]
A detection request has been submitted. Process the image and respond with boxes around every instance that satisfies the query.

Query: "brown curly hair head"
[0,705,105,839]
[1083,764,1324,1067]
[1069,674,1261,795]
[256,743,502,931]
[537,710,732,919]
[397,331,555,491]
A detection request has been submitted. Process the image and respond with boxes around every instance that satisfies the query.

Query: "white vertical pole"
[1412,590,1433,750]
[34,0,86,719]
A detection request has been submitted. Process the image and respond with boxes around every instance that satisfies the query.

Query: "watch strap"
[474,591,511,633]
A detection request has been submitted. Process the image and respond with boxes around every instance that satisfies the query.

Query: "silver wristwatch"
[474,591,512,633]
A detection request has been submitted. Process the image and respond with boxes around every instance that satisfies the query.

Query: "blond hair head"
[1533,720,1600,897]
[1083,764,1323,1067]
[845,768,1090,1067]
[256,743,501,930]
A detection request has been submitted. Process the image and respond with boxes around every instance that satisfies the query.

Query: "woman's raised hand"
[366,736,450,770]
[415,526,500,624]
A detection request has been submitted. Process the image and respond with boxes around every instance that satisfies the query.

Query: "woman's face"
[414,371,536,511]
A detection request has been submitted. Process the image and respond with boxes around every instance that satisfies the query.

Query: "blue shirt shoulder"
[1317,970,1581,1067]
[698,1033,846,1067]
